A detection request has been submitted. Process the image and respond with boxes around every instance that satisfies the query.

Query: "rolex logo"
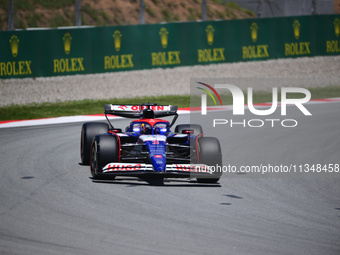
[293,20,300,40]
[9,35,19,57]
[334,18,340,37]
[113,30,122,51]
[206,25,214,46]
[159,27,169,49]
[250,23,258,43]
[63,33,72,55]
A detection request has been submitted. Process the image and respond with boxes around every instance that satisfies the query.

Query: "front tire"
[91,134,119,179]
[196,137,222,183]
[81,122,109,165]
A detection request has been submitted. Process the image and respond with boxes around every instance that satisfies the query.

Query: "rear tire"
[80,122,109,165]
[196,137,222,183]
[175,124,203,135]
[91,135,119,179]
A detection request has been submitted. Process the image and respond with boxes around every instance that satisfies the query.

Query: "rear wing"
[104,103,179,127]
[104,104,178,118]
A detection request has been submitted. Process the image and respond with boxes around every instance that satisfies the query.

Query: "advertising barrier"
[0,14,339,79]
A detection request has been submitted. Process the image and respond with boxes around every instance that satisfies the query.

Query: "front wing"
[102,163,215,178]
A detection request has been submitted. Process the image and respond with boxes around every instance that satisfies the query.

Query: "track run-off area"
[0,100,340,255]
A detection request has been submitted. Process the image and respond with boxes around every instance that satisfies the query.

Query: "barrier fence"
[0,14,339,79]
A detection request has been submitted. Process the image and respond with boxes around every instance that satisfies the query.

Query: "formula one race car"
[80,103,222,183]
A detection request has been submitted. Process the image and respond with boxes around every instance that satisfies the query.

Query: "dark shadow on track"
[223,194,243,199]
[20,176,35,179]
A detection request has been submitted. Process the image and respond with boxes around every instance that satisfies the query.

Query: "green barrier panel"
[47,28,94,76]
[0,14,339,79]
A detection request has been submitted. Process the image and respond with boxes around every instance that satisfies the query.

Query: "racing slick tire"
[175,124,203,135]
[196,137,222,183]
[90,134,119,179]
[81,122,109,165]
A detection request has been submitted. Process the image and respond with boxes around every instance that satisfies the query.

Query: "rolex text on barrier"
[0,15,339,78]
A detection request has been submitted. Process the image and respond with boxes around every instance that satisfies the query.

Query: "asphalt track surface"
[1,102,340,255]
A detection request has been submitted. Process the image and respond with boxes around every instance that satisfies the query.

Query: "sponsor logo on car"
[104,163,142,172]
[112,105,171,112]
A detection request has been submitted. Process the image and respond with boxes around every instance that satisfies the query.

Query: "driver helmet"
[140,123,151,134]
